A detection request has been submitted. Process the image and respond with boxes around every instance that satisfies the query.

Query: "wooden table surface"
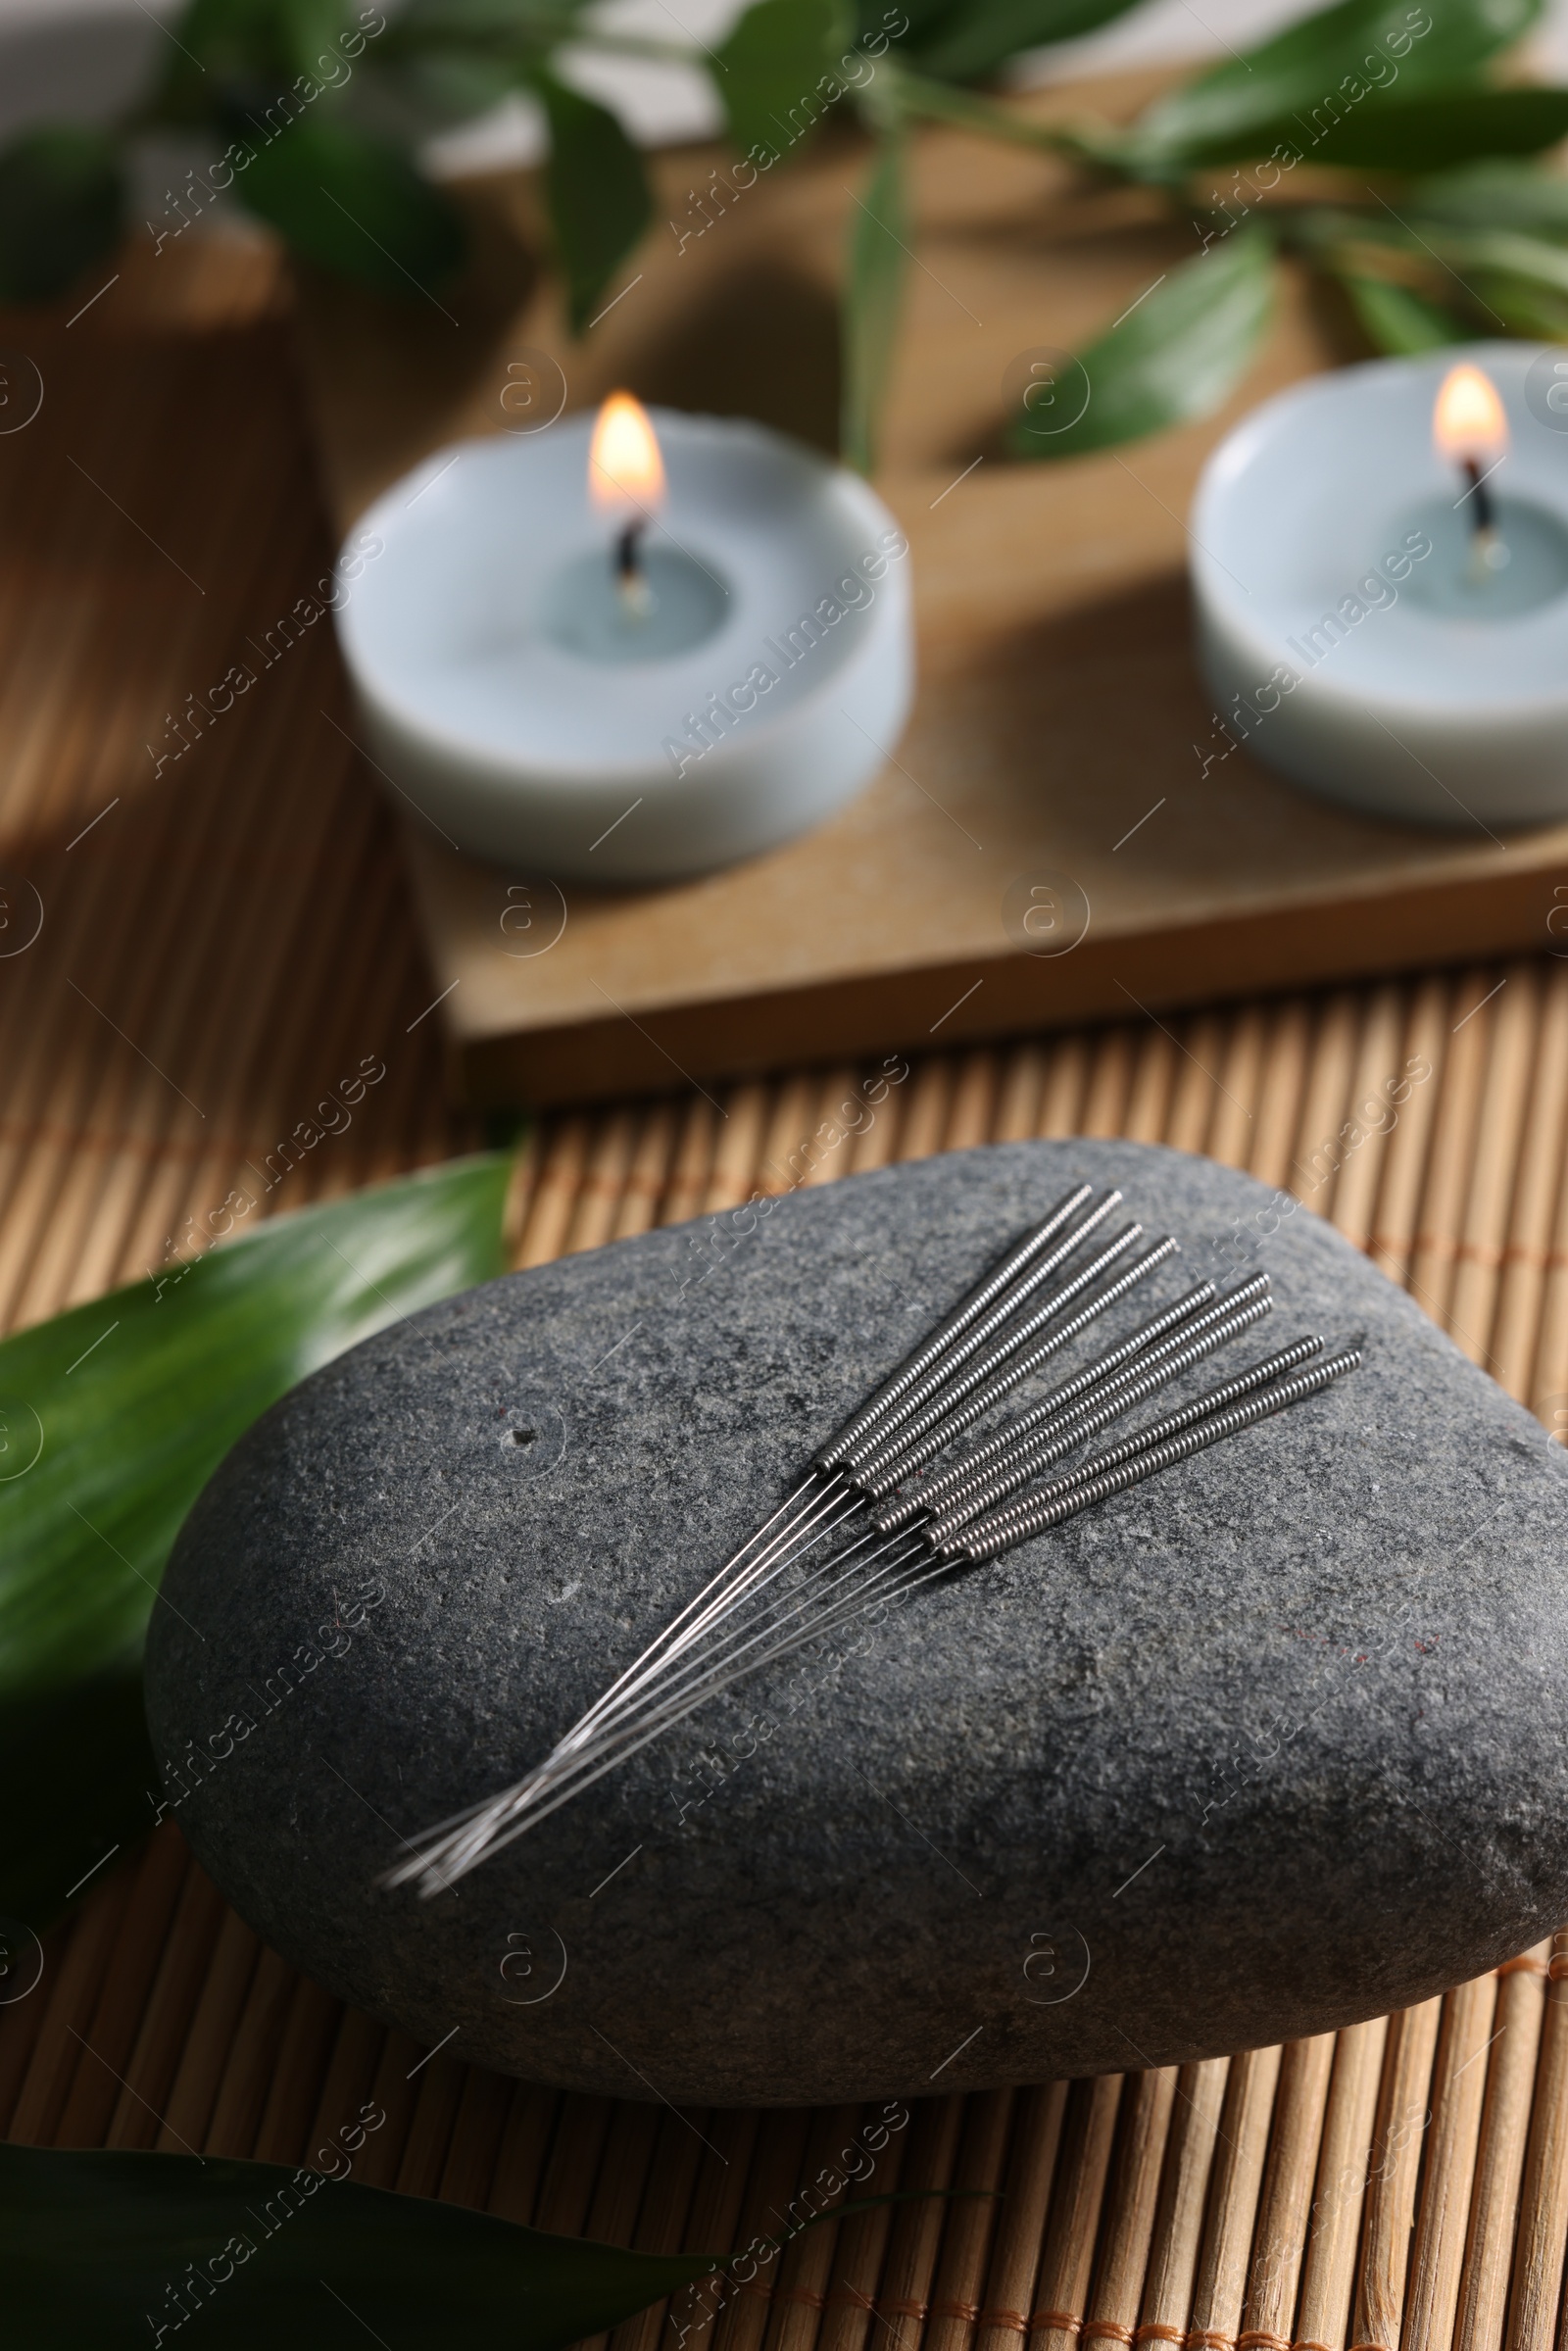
[5,220,1568,2351]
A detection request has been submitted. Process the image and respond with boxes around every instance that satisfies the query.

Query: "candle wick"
[1461,456,1494,535]
[615,517,653,618]
[1459,455,1506,584]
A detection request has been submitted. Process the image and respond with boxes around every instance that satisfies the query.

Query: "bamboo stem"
[535,2093,618,2235]
[816,2108,910,2351]
[1247,1003,1311,1193]
[51,1826,190,2149]
[1328,985,1406,1254]
[7,1868,135,2146]
[661,1097,725,1228]
[349,2029,432,2192]
[1123,1026,1178,1147]
[1446,965,1538,1375]
[1188,2043,1284,2351]
[1207,1008,1267,1171]
[1030,2075,1125,2351]
[572,2099,668,2351]
[713,2106,814,2351]
[1082,1028,1136,1142]
[1529,962,1568,1423]
[1287,996,1361,1213]
[1295,2018,1390,2351]
[203,1945,298,2158]
[516,1114,593,1265]
[1165,1012,1233,1159]
[251,1976,344,2165]
[995,1044,1049,1143]
[436,2066,515,2207]
[1084,2067,1178,2348]
[706,1083,772,1214]
[947,1050,1003,1151]
[1365,975,1449,1291]
[873,2093,967,2351]
[760,2103,864,2351]
[1242,2034,1338,2351]
[1504,1935,1568,2351]
[1454,1947,1551,2351]
[1138,2057,1231,2347]
[918,2089,1015,2351]
[1349,1996,1444,2351]
[1403,1975,1502,2351]
[1037,1033,1090,1137]
[302,2006,386,2171]
[1406,970,1491,1344]
[662,2108,762,2351]
[1489,970,1568,1404]
[487,2082,564,2226]
[898,1059,956,1164]
[975,2082,1070,2351]
[567,1108,641,1255]
[613,1100,681,1240]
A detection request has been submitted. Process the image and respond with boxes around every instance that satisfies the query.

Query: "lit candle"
[1190,343,1568,828]
[1436,362,1508,587]
[333,397,913,884]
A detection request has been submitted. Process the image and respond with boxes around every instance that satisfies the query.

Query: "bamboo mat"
[9,235,1568,2351]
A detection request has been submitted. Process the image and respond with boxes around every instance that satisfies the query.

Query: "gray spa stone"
[144,1139,1568,2106]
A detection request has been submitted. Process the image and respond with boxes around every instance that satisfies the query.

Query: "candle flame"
[1433,363,1507,464]
[589,391,665,517]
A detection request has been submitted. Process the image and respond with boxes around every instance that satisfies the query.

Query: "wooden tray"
[291,70,1568,1108]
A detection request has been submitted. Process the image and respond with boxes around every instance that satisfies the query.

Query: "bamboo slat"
[1085,2068,1179,2349]
[1505,1939,1568,2351]
[974,2082,1069,2351]
[1138,2058,1232,2351]
[1241,2035,1337,2351]
[1189,2046,1284,2351]
[1350,1999,1445,2351]
[1455,1949,1552,2351]
[1030,2075,1124,2351]
[1295,2019,1390,2351]
[1404,1978,1503,2351]
[923,2089,1016,2351]
[873,2093,968,2351]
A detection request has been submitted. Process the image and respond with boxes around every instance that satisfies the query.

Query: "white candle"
[333,399,913,884]
[1190,343,1568,829]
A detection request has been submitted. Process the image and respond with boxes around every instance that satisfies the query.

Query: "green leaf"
[162,0,362,101]
[1332,266,1468,347]
[1122,0,1544,171]
[1412,156,1568,232]
[231,115,465,295]
[0,1151,512,1925]
[0,126,123,304]
[712,0,849,161]
[1213,83,1568,172]
[1465,266,1568,330]
[890,66,1071,148]
[534,70,652,332]
[0,2145,721,2350]
[1439,222,1568,289]
[841,130,908,472]
[0,2147,984,2350]
[1010,223,1275,461]
[277,0,362,77]
[907,0,1148,85]
[854,0,951,42]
